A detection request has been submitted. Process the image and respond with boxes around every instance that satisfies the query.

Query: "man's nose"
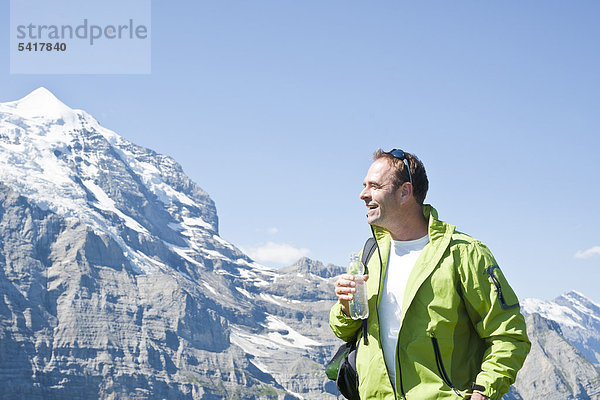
[359,187,369,200]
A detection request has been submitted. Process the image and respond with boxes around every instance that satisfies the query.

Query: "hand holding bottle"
[334,254,369,319]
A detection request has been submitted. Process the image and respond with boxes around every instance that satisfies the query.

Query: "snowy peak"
[2,87,75,121]
[0,89,237,277]
[521,296,585,329]
[19,87,62,104]
[522,290,600,368]
[521,291,600,329]
[558,290,600,314]
[554,290,600,328]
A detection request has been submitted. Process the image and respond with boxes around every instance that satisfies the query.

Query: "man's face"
[359,158,403,229]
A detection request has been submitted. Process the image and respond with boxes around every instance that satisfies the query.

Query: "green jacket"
[330,205,530,400]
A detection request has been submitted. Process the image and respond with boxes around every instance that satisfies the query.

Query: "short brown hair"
[373,149,429,204]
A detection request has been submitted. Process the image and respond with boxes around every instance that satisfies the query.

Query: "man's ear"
[397,182,413,203]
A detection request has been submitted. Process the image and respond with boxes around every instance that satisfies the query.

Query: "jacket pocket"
[486,265,519,310]
[430,333,464,398]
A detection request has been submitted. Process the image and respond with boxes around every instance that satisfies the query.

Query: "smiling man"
[330,149,530,400]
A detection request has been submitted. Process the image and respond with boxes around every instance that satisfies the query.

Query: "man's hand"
[471,392,488,400]
[334,274,369,316]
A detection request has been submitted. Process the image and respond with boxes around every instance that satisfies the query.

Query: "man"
[330,149,530,400]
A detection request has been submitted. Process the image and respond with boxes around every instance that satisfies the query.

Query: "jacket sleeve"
[329,301,362,342]
[458,241,531,400]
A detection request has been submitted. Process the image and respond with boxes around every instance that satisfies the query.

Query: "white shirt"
[379,234,429,386]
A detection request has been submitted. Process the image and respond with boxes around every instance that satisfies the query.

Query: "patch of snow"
[135,251,165,271]
[249,360,271,375]
[237,268,256,280]
[124,250,157,275]
[202,282,217,296]
[259,293,301,306]
[236,267,271,288]
[168,222,184,232]
[251,261,277,272]
[81,179,148,233]
[254,280,269,287]
[260,293,283,306]
[263,315,322,348]
[201,248,229,260]
[167,243,204,267]
[182,216,212,230]
[237,259,278,277]
[214,269,235,277]
[230,326,279,357]
[236,287,253,299]
[230,316,323,364]
[213,234,235,249]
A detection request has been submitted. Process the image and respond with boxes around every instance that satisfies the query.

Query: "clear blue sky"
[1,1,599,303]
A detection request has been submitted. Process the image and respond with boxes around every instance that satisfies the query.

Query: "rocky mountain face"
[0,89,342,399]
[2,89,600,400]
[511,313,600,400]
[513,292,600,400]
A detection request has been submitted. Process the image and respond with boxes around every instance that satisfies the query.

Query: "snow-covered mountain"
[511,292,600,399]
[0,88,342,399]
[522,291,600,368]
[0,87,222,273]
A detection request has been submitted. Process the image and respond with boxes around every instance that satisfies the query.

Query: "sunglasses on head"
[388,149,413,185]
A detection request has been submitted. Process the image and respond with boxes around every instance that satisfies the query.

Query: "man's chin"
[366,216,379,226]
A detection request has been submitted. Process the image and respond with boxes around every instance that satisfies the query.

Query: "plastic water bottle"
[347,253,369,320]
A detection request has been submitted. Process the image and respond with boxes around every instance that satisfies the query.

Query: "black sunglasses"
[389,149,413,185]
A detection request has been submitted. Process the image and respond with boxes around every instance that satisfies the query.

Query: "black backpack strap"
[360,319,368,346]
[360,237,377,274]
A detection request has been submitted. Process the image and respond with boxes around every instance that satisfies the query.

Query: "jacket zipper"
[430,333,463,398]
[486,265,519,310]
[371,227,405,399]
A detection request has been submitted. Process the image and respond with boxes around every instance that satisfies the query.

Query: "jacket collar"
[371,205,456,318]
[371,204,453,245]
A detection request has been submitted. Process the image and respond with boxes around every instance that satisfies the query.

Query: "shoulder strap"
[360,237,377,274]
